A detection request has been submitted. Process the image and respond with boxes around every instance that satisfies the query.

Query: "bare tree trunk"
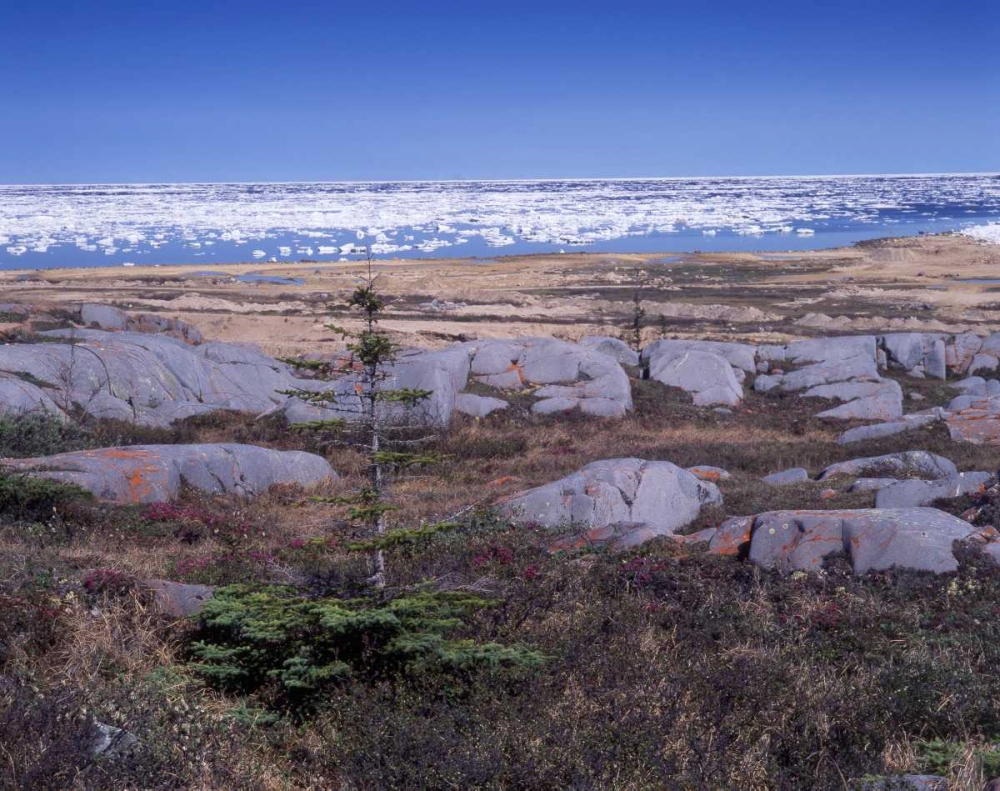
[368,349,386,588]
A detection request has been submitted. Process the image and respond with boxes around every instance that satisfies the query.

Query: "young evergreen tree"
[628,289,645,352]
[282,251,455,587]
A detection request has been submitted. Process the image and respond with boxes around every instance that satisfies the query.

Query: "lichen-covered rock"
[501,458,721,550]
[4,444,336,504]
[729,507,978,574]
[686,465,731,482]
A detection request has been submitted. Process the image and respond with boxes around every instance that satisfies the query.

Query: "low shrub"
[0,472,92,521]
[0,413,94,458]
[188,584,547,708]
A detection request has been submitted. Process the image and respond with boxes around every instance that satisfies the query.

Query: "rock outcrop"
[713,507,982,574]
[3,443,336,504]
[819,451,958,481]
[456,338,634,418]
[0,329,310,427]
[500,458,721,551]
[80,303,203,343]
[874,472,992,508]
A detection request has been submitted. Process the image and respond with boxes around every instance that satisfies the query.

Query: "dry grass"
[5,371,1000,787]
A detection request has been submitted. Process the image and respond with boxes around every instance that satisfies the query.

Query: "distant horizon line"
[2,171,999,188]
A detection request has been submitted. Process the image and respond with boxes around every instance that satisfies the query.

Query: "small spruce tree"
[628,289,645,352]
[190,250,547,707]
[281,250,456,587]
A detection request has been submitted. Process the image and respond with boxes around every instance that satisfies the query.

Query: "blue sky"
[1,0,997,183]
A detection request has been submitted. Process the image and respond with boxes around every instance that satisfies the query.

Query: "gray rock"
[923,338,947,380]
[578,336,640,367]
[0,329,311,427]
[881,333,926,370]
[501,458,722,550]
[819,451,958,481]
[284,345,471,427]
[465,338,633,418]
[81,303,128,330]
[849,478,900,492]
[709,515,754,556]
[861,774,948,790]
[762,468,810,486]
[783,336,877,364]
[4,443,336,504]
[970,352,999,375]
[648,349,743,407]
[144,579,215,617]
[92,721,138,757]
[947,333,985,374]
[908,392,925,401]
[454,393,508,418]
[743,507,977,574]
[641,339,757,372]
[806,379,903,421]
[836,410,942,444]
[532,396,581,415]
[875,472,992,508]
[757,354,881,393]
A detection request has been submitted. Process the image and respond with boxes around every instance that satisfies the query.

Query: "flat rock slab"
[875,472,992,508]
[4,443,336,504]
[719,507,978,574]
[946,391,1000,445]
[762,468,810,486]
[454,393,509,417]
[500,458,721,550]
[819,451,958,481]
[837,410,942,445]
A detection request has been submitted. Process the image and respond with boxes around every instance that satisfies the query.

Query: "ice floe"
[0,176,997,266]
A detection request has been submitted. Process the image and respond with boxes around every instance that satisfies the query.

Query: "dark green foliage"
[0,472,92,520]
[0,413,95,458]
[189,584,546,706]
[346,520,462,551]
[628,289,645,351]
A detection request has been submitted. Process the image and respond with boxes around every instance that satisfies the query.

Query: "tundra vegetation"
[8,241,1000,785]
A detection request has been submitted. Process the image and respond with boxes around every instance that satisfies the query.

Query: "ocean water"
[1,174,999,270]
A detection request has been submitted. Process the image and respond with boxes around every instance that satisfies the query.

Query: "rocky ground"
[4,233,1000,788]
